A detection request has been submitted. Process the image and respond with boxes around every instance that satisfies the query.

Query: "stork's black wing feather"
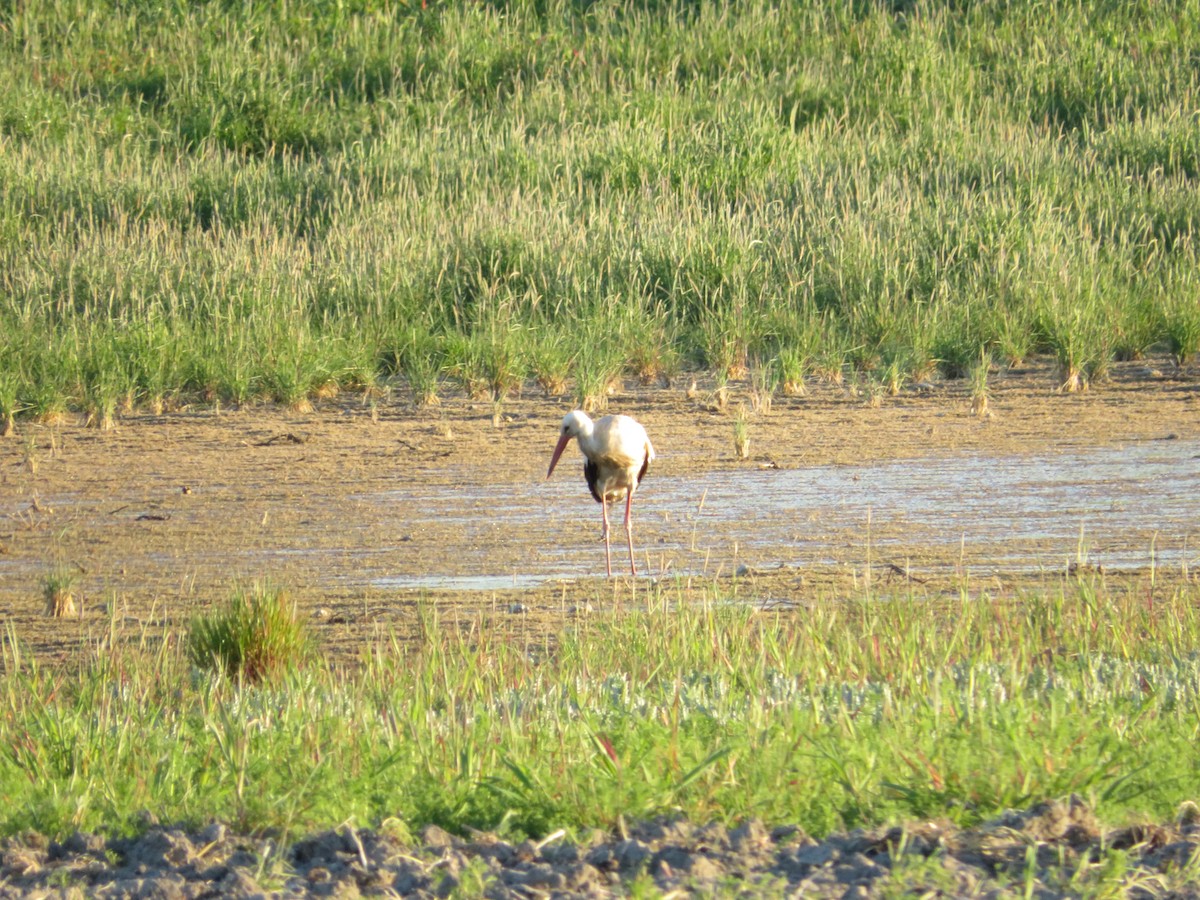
[636,452,650,486]
[584,459,602,503]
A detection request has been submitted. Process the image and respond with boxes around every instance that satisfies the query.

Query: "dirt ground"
[1,358,1197,667]
[5,795,1200,898]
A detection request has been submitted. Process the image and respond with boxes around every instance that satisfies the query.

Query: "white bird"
[546,411,656,577]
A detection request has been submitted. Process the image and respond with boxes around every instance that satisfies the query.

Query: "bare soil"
[1,358,1198,667]
[3,796,1200,898]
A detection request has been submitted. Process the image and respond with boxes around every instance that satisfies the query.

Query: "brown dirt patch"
[2,359,1197,666]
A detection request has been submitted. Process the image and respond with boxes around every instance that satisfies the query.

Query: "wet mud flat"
[0,359,1198,665]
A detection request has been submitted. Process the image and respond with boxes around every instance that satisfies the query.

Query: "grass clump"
[969,350,993,418]
[0,372,19,437]
[777,347,809,397]
[186,583,312,683]
[1038,300,1110,393]
[41,568,78,618]
[391,327,444,407]
[1164,294,1200,367]
[732,404,751,460]
[749,357,779,413]
[529,328,572,398]
[571,321,624,413]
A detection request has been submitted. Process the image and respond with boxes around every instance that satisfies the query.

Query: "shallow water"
[8,436,1193,595]
[375,439,1200,590]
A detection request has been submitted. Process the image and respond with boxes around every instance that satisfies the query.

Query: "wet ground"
[1,358,1198,665]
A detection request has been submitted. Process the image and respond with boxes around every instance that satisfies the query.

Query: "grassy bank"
[2,0,1200,424]
[2,575,1198,842]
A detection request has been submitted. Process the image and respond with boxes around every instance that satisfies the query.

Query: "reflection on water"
[374,573,560,591]
[374,439,1200,590]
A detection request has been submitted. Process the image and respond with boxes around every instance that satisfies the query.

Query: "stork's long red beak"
[546,432,572,479]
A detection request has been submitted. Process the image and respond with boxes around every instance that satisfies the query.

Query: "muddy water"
[374,438,1200,589]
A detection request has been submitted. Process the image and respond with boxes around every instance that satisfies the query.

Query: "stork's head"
[546,410,593,479]
[559,410,593,439]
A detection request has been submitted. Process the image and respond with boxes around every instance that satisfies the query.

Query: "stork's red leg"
[625,491,636,575]
[601,497,613,578]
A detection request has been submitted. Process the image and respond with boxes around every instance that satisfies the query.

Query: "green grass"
[186,583,313,683]
[2,575,1199,843]
[2,0,1199,420]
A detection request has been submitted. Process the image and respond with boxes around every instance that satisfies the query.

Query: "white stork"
[546,411,656,577]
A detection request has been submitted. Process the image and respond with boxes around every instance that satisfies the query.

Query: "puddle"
[373,440,1200,589]
[375,573,565,591]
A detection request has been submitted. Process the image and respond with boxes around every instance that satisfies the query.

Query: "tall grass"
[2,0,1199,419]
[2,576,1199,842]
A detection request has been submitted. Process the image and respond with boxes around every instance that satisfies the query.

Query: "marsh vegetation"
[2,0,1200,425]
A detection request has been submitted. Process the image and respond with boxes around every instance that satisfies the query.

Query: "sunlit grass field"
[3,576,1199,842]
[4,0,1200,856]
[3,0,1200,427]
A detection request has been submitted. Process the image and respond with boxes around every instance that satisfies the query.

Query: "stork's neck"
[574,417,598,454]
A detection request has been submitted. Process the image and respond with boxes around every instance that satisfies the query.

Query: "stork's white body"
[546,411,655,577]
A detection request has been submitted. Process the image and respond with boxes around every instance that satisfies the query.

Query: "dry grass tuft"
[42,569,78,618]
